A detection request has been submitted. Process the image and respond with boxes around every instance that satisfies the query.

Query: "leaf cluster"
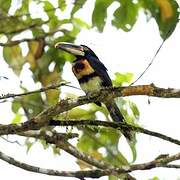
[0,0,179,179]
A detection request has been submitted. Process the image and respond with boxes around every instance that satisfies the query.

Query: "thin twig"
[0,20,49,35]
[130,39,166,85]
[0,76,8,80]
[130,29,173,85]
[19,130,79,140]
[0,29,69,47]
[0,82,80,100]
[0,6,61,20]
[163,164,180,168]
[0,136,23,146]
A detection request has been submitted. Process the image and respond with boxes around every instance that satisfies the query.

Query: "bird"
[55,42,132,141]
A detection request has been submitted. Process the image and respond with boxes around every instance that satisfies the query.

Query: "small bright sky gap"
[0,0,180,179]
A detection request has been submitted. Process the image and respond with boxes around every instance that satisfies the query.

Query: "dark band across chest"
[78,72,99,83]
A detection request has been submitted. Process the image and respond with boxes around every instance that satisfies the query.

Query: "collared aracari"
[55,42,131,141]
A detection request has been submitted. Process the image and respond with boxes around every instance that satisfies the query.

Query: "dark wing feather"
[85,52,132,141]
[86,54,112,87]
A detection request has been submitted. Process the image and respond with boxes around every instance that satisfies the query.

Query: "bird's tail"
[105,101,133,141]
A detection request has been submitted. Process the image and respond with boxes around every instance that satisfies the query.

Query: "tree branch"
[6,122,176,180]
[2,84,180,101]
[0,85,180,146]
[21,130,136,179]
[19,130,112,169]
[0,149,179,179]
[0,29,69,47]
[48,120,180,146]
[0,82,69,100]
[0,84,179,126]
[19,130,79,140]
[163,164,180,168]
[0,20,50,35]
[0,6,61,20]
[0,119,179,148]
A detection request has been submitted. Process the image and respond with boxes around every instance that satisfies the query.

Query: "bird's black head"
[55,42,98,59]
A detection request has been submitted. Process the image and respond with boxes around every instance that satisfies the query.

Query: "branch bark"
[48,120,180,146]
[0,84,179,146]
[2,84,180,101]
[0,149,179,179]
[19,131,114,169]
[0,84,180,178]
[23,84,180,125]
[20,130,136,179]
[0,82,69,100]
[0,29,69,47]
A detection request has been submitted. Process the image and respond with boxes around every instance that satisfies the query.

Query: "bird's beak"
[55,42,85,56]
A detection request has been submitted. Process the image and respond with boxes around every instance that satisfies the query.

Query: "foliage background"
[0,0,179,179]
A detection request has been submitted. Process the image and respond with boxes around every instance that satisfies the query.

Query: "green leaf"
[156,0,179,39]
[71,0,87,16]
[14,0,29,15]
[77,132,101,153]
[141,0,179,39]
[109,176,119,180]
[98,128,129,165]
[25,138,34,153]
[129,101,140,119]
[92,0,113,32]
[66,108,96,120]
[58,0,66,11]
[43,1,54,17]
[112,0,139,32]
[112,72,133,86]
[73,18,91,29]
[128,139,137,162]
[12,113,22,124]
[0,0,11,13]
[12,100,21,113]
[106,151,128,165]
[26,40,45,71]
[43,1,59,29]
[115,98,138,161]
[150,177,160,180]
[13,92,44,118]
[78,127,129,166]
[40,139,49,149]
[3,45,25,76]
[52,145,61,155]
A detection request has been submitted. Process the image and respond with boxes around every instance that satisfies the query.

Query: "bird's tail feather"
[105,101,132,141]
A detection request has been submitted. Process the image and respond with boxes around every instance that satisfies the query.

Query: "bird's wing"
[86,55,112,87]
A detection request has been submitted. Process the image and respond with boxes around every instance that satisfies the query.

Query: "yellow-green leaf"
[12,113,22,124]
[142,0,179,39]
[3,45,25,75]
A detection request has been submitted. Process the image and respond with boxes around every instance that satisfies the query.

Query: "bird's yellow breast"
[80,76,102,93]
